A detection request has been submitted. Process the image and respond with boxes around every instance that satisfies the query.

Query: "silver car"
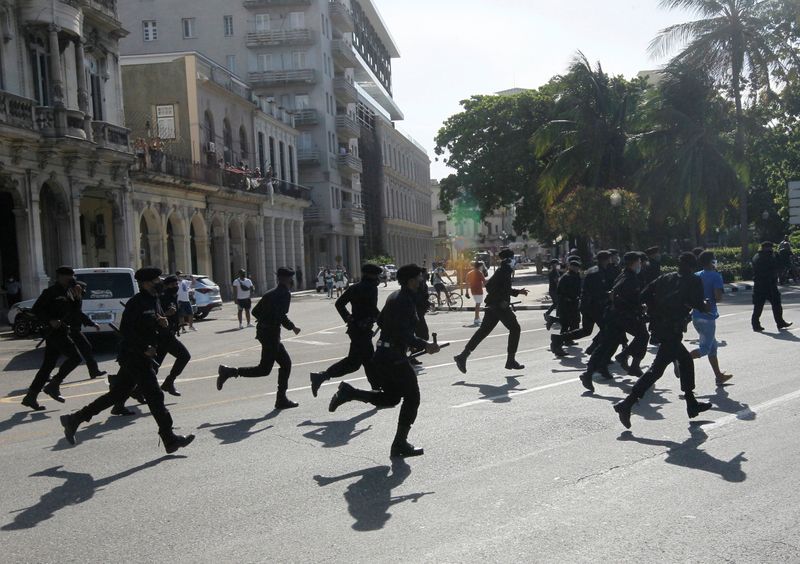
[191,275,223,320]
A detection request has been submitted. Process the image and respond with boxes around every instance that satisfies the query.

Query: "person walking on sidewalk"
[751,241,793,332]
[232,269,254,329]
[453,249,529,373]
[466,261,486,327]
[176,271,195,332]
[216,267,302,410]
[690,251,733,385]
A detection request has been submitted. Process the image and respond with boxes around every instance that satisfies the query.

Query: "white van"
[74,268,138,333]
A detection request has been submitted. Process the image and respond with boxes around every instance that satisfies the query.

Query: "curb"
[430,304,549,313]
[724,283,753,294]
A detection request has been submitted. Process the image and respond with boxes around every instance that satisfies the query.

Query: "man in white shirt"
[232,269,255,329]
[176,271,195,332]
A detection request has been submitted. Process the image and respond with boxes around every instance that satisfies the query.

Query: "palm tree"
[631,63,740,244]
[650,0,775,264]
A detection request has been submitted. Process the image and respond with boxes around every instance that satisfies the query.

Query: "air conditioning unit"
[206,141,216,153]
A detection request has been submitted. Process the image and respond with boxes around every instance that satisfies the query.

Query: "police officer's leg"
[391,362,423,457]
[752,290,766,329]
[71,330,103,377]
[134,364,195,452]
[22,339,62,409]
[61,367,137,444]
[498,309,523,368]
[321,337,363,381]
[42,334,83,402]
[274,343,298,409]
[613,337,676,427]
[161,336,190,396]
[623,320,649,376]
[237,340,276,378]
[454,307,501,373]
[674,342,712,417]
[580,320,622,391]
[769,286,787,326]
[357,338,381,390]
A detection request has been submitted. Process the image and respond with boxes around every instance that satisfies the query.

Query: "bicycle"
[428,286,464,312]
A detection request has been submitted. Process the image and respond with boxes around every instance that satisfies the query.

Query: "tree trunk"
[732,67,748,267]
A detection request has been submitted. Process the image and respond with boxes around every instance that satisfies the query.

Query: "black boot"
[130,389,147,405]
[613,395,637,429]
[685,393,712,419]
[390,424,424,458]
[21,393,45,412]
[752,324,765,332]
[161,376,181,397]
[505,359,525,370]
[310,372,328,397]
[60,414,80,445]
[550,335,568,357]
[216,365,238,391]
[275,393,299,410]
[159,429,195,454]
[454,352,469,374]
[328,382,355,412]
[777,321,793,330]
[111,405,136,416]
[544,313,554,331]
[579,372,595,393]
[42,381,65,403]
[89,369,107,379]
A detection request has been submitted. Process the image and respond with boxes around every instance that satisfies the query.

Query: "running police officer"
[544,258,561,330]
[327,264,441,458]
[554,257,582,340]
[612,253,713,428]
[60,267,195,453]
[310,263,382,397]
[65,280,106,379]
[216,267,301,410]
[453,248,529,373]
[751,241,793,332]
[155,274,191,396]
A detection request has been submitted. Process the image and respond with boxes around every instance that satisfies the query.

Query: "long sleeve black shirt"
[484,261,522,307]
[335,279,379,335]
[377,288,427,350]
[118,291,161,363]
[253,285,295,339]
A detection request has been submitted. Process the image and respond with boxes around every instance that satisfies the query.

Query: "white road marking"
[290,340,331,346]
[703,388,800,432]
[451,378,576,408]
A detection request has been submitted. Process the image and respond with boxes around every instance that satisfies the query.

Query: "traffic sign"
[790,181,800,225]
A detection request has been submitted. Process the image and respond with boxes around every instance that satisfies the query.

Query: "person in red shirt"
[466,261,487,327]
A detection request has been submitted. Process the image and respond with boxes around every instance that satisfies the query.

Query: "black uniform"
[414,278,431,341]
[545,266,560,318]
[65,292,104,379]
[561,264,611,343]
[69,291,175,435]
[23,283,83,406]
[556,270,582,333]
[751,249,788,329]
[643,258,662,286]
[155,289,191,389]
[317,278,381,389]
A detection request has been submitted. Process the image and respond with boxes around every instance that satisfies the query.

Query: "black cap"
[623,252,641,265]
[608,249,619,256]
[276,267,295,278]
[498,248,514,259]
[638,251,649,260]
[56,265,74,276]
[568,258,582,267]
[163,275,178,284]
[550,259,560,265]
[135,267,162,282]
[679,252,698,268]
[361,263,383,276]
[645,246,660,255]
[761,241,774,248]
[397,264,425,285]
[596,251,611,260]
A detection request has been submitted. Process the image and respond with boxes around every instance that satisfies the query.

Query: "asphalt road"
[1,283,799,563]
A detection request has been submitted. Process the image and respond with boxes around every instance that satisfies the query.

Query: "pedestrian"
[453,248,529,373]
[466,261,486,327]
[751,241,792,332]
[216,267,302,410]
[325,269,334,298]
[232,269,254,329]
[310,263,382,396]
[59,267,195,453]
[430,262,453,307]
[296,266,303,289]
[612,253,713,428]
[327,264,441,458]
[65,281,106,379]
[4,276,21,307]
[176,271,196,332]
[544,259,561,330]
[20,266,85,410]
[690,251,733,385]
[334,268,345,298]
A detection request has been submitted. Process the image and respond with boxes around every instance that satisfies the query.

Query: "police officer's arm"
[396,297,429,351]
[121,298,154,356]
[277,292,298,332]
[32,288,57,326]
[334,285,354,323]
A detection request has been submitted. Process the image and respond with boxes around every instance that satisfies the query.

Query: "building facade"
[118,0,418,275]
[121,52,309,298]
[0,0,134,303]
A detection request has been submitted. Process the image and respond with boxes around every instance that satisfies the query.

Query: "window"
[223,15,234,37]
[268,136,276,173]
[226,55,236,73]
[29,40,49,106]
[279,141,286,180]
[257,132,266,172]
[289,146,295,183]
[257,54,272,71]
[143,20,157,42]
[288,12,305,30]
[156,105,176,139]
[291,51,306,70]
[295,94,309,109]
[255,13,270,32]
[182,18,196,39]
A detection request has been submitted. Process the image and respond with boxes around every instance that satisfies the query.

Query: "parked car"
[7,298,35,327]
[74,268,138,334]
[190,275,222,319]
[383,264,398,281]
[11,306,43,338]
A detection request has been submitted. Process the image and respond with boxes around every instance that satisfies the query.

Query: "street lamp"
[609,190,623,249]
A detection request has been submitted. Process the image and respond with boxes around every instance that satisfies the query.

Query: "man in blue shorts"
[691,251,733,385]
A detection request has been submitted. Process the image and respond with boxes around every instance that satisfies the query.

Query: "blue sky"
[373,0,694,179]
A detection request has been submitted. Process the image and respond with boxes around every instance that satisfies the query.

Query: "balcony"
[244,0,312,7]
[272,179,312,201]
[303,206,326,222]
[79,0,124,32]
[333,77,358,104]
[297,148,321,166]
[0,91,36,131]
[92,121,130,152]
[246,28,315,47]
[329,1,354,33]
[249,69,316,87]
[293,108,319,127]
[337,152,363,175]
[335,114,360,139]
[341,207,366,224]
[331,39,359,69]
[35,106,88,140]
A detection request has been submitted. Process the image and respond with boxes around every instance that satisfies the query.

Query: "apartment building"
[118,0,408,275]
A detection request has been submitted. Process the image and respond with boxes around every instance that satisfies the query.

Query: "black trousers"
[562,306,604,342]
[27,331,82,395]
[71,330,100,375]
[238,334,291,393]
[586,314,648,374]
[76,361,173,434]
[752,285,784,327]
[464,305,520,359]
[156,333,191,380]
[351,349,420,427]
[558,303,581,334]
[545,292,558,317]
[325,333,379,390]
[631,334,695,399]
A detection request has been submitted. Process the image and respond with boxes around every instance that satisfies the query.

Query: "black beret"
[550,259,560,265]
[361,263,383,276]
[645,246,660,255]
[163,275,178,284]
[397,264,425,284]
[608,249,619,255]
[638,252,649,260]
[498,249,514,259]
[596,251,611,260]
[623,252,641,264]
[276,267,295,278]
[135,267,162,282]
[568,259,582,267]
[56,265,74,276]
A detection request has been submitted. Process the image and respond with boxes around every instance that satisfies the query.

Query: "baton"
[408,332,450,359]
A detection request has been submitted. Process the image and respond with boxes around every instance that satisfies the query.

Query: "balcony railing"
[0,91,36,130]
[335,114,360,139]
[249,69,316,87]
[331,39,359,69]
[333,77,358,103]
[246,28,314,47]
[297,148,321,165]
[272,179,312,201]
[337,153,363,175]
[92,121,130,151]
[79,0,118,20]
[329,1,355,33]
[244,0,312,7]
[292,108,319,127]
[341,207,366,224]
[304,206,325,222]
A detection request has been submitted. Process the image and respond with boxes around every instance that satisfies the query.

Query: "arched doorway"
[166,212,188,274]
[210,215,228,295]
[245,219,262,286]
[139,208,162,269]
[223,118,233,165]
[190,213,210,275]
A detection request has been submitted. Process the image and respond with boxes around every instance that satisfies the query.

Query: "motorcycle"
[12,307,43,339]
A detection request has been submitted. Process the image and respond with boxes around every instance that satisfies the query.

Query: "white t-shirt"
[432,267,446,286]
[177,279,192,302]
[233,277,254,300]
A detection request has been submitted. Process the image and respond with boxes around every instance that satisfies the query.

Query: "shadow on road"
[700,385,753,418]
[297,408,377,448]
[50,412,139,451]
[1,456,186,531]
[198,410,280,445]
[452,376,525,404]
[0,410,53,435]
[313,459,433,531]
[3,348,117,372]
[618,427,747,482]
